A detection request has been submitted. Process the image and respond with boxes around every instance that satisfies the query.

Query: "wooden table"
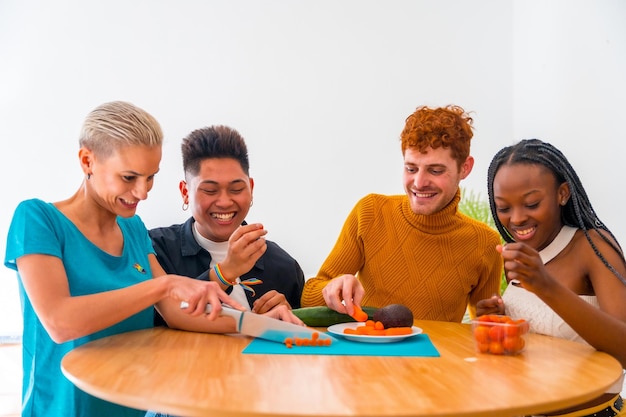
[61,320,623,417]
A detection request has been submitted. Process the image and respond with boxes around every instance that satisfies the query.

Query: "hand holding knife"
[181,301,333,344]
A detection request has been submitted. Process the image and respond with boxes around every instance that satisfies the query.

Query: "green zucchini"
[292,306,378,327]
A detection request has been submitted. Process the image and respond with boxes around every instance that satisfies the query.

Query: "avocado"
[373,304,414,328]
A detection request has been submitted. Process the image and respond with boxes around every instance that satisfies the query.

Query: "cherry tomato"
[489,341,504,355]
[488,325,505,342]
[503,336,520,353]
[504,323,519,337]
[474,325,490,344]
[477,341,490,353]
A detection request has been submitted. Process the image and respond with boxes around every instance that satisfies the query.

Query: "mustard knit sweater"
[301,191,503,322]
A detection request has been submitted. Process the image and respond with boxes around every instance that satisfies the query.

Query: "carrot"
[384,327,413,336]
[284,332,332,347]
[284,337,293,348]
[350,305,369,322]
[356,325,371,335]
[344,323,413,337]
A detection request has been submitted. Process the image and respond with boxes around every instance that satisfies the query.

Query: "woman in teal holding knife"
[4,101,301,417]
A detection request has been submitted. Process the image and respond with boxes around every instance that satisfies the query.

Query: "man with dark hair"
[150,125,304,327]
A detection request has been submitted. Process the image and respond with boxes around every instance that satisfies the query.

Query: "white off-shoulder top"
[502,226,624,393]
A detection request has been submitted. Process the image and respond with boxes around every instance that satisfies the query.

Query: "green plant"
[458,188,507,295]
[458,188,495,228]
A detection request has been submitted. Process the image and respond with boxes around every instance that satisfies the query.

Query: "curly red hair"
[400,105,474,167]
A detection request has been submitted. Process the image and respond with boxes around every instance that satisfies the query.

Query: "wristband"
[213,263,263,296]
[214,263,234,286]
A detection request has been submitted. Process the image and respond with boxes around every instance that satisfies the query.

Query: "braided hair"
[487,139,626,286]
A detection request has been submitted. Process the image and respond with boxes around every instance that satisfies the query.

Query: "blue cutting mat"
[242,333,440,357]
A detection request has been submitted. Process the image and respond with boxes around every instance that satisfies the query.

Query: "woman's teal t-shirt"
[4,199,155,417]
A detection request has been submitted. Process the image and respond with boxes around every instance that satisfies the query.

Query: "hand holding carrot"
[321,274,365,316]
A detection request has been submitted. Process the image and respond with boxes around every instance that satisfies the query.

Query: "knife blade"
[180,302,333,344]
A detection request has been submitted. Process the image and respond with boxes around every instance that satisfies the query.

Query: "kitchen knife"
[180,302,334,344]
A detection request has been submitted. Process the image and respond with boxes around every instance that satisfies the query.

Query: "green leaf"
[459,187,507,294]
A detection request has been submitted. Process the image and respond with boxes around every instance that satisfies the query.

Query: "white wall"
[1,0,624,334]
[513,0,626,242]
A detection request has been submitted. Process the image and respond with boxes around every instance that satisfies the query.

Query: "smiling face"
[85,144,161,217]
[181,157,253,242]
[402,146,473,215]
[492,163,570,251]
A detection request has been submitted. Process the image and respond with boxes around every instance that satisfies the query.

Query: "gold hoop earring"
[182,202,189,211]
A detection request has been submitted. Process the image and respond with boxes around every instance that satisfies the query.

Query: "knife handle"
[179,302,243,331]
[205,303,244,331]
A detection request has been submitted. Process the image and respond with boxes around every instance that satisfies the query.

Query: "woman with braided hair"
[477,139,625,417]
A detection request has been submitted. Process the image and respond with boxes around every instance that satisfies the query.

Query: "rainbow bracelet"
[213,263,234,286]
[213,263,263,296]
